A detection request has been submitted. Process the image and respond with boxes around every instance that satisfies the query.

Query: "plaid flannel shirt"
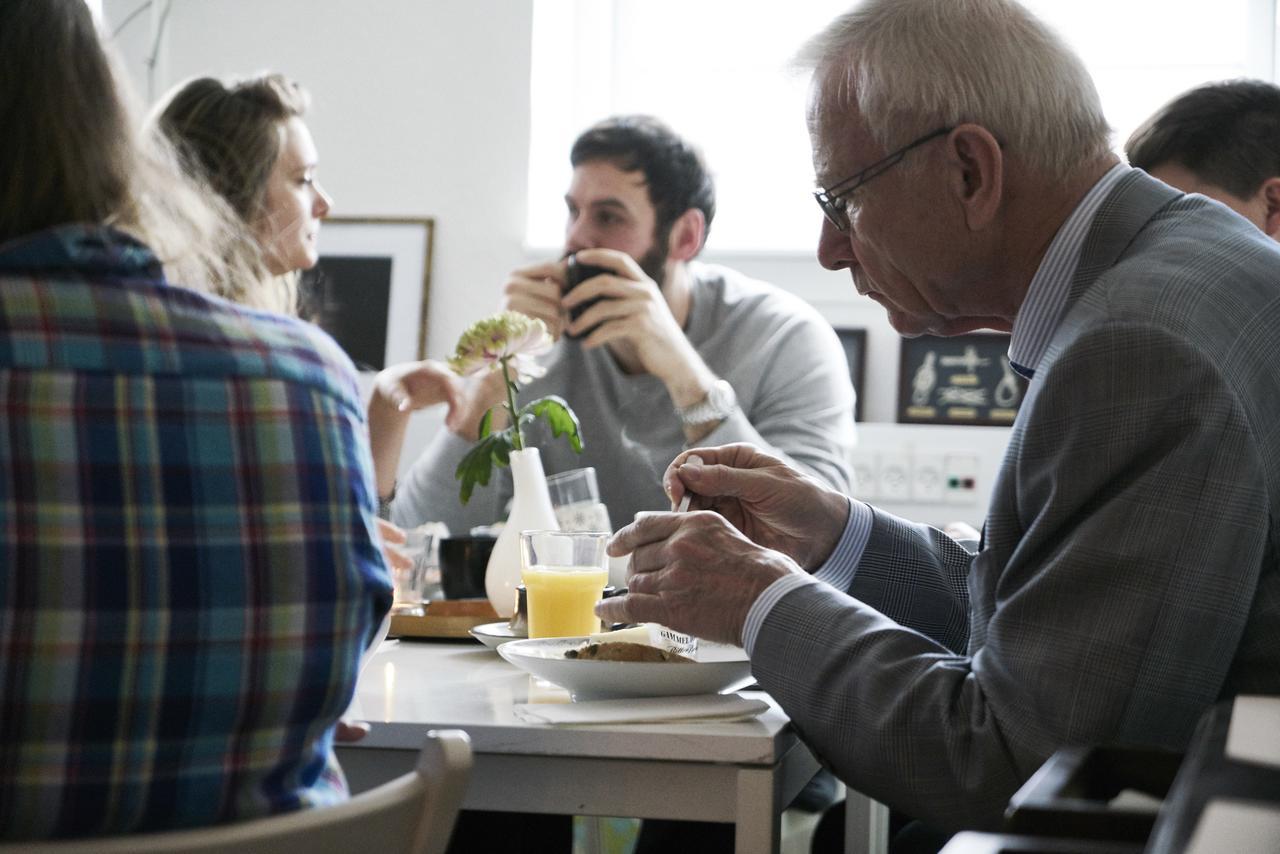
[0,226,392,841]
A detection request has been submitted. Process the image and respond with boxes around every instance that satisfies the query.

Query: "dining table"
[338,636,888,854]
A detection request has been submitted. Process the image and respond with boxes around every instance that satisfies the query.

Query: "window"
[527,0,1277,253]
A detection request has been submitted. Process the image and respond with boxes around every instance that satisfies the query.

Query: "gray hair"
[795,0,1112,180]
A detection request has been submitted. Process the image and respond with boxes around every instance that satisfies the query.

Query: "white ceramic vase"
[485,447,559,617]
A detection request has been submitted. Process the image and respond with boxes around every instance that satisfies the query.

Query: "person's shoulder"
[183,292,364,410]
[0,227,364,415]
[1110,196,1280,303]
[86,279,365,416]
[1076,197,1280,368]
[692,261,827,327]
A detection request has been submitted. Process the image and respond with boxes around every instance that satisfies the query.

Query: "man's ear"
[945,124,1003,231]
[666,208,706,262]
[1259,176,1280,239]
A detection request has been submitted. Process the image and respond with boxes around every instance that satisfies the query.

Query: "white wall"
[107,0,535,360]
[102,0,1008,527]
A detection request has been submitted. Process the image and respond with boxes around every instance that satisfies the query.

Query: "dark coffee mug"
[563,254,612,340]
[438,536,497,599]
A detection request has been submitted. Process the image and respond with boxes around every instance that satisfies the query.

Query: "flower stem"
[501,357,524,450]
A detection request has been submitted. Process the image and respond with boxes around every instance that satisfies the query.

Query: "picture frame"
[896,332,1026,426]
[303,216,435,372]
[834,327,868,422]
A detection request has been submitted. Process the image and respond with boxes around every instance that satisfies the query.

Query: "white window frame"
[527,0,1279,255]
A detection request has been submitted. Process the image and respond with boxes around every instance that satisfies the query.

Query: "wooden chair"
[4,729,471,854]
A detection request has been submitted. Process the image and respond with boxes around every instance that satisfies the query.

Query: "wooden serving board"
[389,598,501,639]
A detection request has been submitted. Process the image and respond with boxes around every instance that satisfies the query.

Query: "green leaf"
[456,396,583,504]
[492,437,511,468]
[455,435,497,505]
[454,430,516,504]
[522,395,584,453]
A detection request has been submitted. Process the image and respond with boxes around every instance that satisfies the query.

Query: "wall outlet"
[911,453,945,502]
[850,450,879,500]
[877,452,912,501]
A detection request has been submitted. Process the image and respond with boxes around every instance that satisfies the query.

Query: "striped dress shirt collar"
[1008,163,1130,377]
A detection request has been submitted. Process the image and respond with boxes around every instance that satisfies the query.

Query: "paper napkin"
[514,693,769,725]
[1225,694,1280,770]
[1186,799,1280,854]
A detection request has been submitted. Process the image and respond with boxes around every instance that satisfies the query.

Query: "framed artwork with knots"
[896,332,1026,426]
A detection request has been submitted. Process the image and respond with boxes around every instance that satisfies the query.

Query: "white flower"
[448,312,582,504]
[448,311,552,383]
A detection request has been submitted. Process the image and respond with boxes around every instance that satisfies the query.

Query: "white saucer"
[469,621,526,649]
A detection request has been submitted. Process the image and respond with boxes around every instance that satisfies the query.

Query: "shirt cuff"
[741,498,873,655]
[812,497,873,592]
[742,573,814,655]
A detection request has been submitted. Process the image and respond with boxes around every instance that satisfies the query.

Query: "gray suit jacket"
[751,170,1280,830]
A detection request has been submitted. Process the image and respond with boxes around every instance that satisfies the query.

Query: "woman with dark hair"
[0,0,390,841]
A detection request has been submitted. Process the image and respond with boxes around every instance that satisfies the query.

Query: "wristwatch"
[377,482,396,520]
[676,379,737,426]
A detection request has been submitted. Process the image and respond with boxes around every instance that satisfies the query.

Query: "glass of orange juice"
[519,530,610,638]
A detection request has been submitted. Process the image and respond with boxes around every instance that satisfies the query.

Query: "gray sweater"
[391,262,855,533]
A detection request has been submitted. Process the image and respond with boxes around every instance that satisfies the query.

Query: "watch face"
[708,380,734,412]
[680,380,736,425]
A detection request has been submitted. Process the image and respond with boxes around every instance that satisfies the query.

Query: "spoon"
[675,454,704,513]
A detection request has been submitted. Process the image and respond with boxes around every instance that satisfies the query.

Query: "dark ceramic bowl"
[438,536,497,599]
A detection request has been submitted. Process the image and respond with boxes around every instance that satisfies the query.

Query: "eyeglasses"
[813,126,954,232]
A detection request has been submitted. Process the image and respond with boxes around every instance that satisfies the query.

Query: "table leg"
[844,791,890,854]
[583,816,608,854]
[735,766,781,854]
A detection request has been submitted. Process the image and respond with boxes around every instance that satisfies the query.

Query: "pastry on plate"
[564,641,694,663]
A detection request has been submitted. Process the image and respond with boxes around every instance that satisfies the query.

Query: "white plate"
[469,621,526,649]
[497,637,753,701]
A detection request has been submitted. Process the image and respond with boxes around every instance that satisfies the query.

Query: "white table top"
[349,638,799,765]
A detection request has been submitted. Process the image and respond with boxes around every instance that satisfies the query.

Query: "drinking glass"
[519,530,610,638]
[546,467,612,533]
[392,522,445,610]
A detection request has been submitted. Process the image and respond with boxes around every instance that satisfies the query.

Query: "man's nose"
[565,219,596,254]
[816,216,854,271]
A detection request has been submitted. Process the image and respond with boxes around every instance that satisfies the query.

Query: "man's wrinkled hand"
[595,510,801,645]
[661,444,850,571]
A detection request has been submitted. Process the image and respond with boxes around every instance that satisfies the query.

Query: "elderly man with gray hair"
[599,0,1280,845]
